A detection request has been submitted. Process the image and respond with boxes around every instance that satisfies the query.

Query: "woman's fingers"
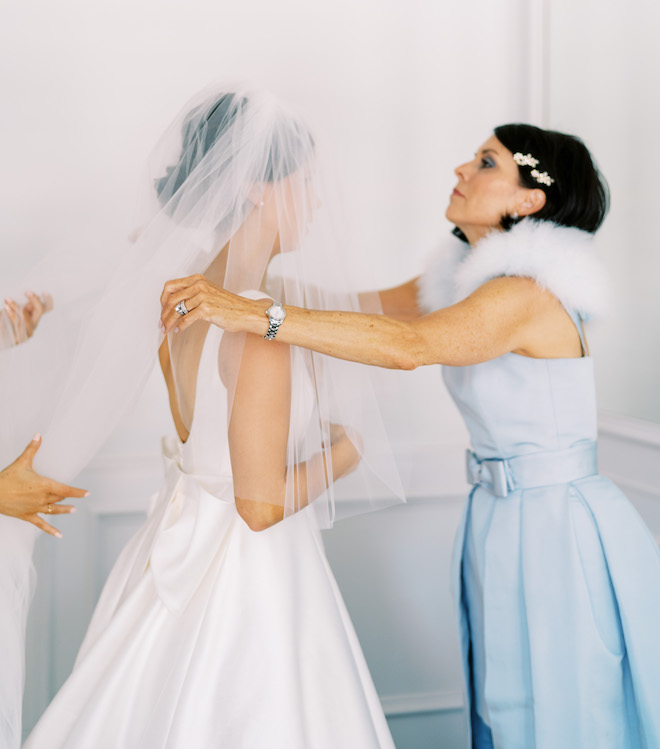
[170,304,208,333]
[5,298,25,344]
[160,281,205,332]
[39,292,54,312]
[160,274,204,309]
[24,291,45,337]
[30,515,63,539]
[161,289,197,332]
[45,502,76,515]
[161,285,212,333]
[18,433,42,468]
[48,480,89,500]
[160,275,257,335]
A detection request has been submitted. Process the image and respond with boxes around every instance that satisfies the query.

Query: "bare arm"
[358,277,422,321]
[161,274,582,370]
[228,331,359,532]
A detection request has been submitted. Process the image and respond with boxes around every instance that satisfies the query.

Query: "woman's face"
[446,134,544,245]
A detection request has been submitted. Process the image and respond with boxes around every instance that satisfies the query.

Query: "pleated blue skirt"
[454,473,660,749]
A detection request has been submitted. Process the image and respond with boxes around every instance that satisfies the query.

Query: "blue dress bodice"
[442,353,597,459]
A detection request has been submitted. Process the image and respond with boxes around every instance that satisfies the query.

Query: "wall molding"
[598,411,660,498]
[597,410,660,545]
[598,411,660,449]
[381,690,463,718]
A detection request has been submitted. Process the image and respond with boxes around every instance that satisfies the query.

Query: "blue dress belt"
[465,440,598,498]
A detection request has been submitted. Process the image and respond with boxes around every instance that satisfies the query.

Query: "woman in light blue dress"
[160,123,660,748]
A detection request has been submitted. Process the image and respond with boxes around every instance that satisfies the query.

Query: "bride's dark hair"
[154,92,312,205]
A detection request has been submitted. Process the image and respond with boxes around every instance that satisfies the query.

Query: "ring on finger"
[175,300,189,317]
[47,504,53,514]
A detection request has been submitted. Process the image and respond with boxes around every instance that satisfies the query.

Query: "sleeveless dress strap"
[566,307,587,356]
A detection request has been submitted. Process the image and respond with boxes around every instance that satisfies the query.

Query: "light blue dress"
[446,312,660,749]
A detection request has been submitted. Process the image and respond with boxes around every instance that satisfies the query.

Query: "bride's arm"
[228,333,359,532]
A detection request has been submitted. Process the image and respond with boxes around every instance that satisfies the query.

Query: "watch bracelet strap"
[264,319,283,340]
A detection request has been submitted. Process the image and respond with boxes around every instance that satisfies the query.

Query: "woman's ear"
[247,183,267,207]
[517,188,546,217]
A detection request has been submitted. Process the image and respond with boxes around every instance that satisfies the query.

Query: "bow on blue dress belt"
[465,440,599,498]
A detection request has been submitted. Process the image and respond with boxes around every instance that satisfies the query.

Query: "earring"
[512,211,519,220]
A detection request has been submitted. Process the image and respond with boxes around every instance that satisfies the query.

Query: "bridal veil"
[0,84,404,745]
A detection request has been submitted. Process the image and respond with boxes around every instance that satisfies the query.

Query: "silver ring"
[175,300,189,317]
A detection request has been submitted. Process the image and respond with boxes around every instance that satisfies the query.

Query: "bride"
[21,87,402,748]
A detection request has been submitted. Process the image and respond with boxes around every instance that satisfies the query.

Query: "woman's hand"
[325,423,362,478]
[160,275,265,336]
[0,435,88,538]
[4,298,27,344]
[4,292,53,345]
[23,291,52,338]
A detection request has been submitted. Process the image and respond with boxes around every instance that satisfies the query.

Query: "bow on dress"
[147,436,236,615]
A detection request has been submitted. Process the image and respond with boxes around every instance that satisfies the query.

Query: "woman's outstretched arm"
[161,274,580,368]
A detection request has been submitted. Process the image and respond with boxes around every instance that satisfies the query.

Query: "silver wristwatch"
[264,301,286,340]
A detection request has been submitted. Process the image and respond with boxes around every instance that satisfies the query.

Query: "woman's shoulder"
[420,220,609,321]
[456,220,609,320]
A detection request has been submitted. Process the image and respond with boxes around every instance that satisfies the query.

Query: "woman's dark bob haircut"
[453,123,610,242]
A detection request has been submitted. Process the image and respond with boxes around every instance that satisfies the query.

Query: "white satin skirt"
[24,447,394,749]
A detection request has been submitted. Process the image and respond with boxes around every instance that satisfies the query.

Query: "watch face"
[268,304,286,322]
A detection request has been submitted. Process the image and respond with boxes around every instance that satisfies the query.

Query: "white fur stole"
[417,219,609,320]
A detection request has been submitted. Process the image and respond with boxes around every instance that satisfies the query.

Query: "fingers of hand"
[172,304,208,333]
[23,307,36,338]
[4,298,18,322]
[162,285,208,333]
[161,290,194,332]
[48,481,89,500]
[24,292,45,332]
[31,516,62,539]
[26,291,45,315]
[5,299,25,343]
[160,275,204,309]
[19,434,41,466]
[44,503,76,515]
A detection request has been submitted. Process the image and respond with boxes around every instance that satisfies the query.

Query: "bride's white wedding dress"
[24,324,395,749]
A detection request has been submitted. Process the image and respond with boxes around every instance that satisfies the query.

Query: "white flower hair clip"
[513,152,555,186]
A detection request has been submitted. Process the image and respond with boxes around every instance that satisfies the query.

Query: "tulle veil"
[0,83,404,745]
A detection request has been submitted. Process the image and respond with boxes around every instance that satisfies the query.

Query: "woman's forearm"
[239,301,422,370]
[160,275,424,370]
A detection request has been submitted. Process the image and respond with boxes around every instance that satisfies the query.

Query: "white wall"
[547,0,660,422]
